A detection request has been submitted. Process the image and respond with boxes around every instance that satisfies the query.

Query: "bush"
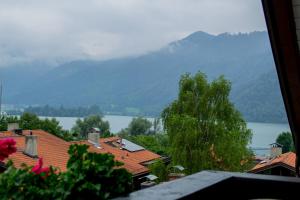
[0,162,59,199]
[0,140,132,200]
[149,160,169,183]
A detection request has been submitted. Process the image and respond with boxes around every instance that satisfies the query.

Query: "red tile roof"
[0,130,161,176]
[250,152,296,173]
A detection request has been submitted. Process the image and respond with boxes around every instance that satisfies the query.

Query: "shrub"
[0,140,132,200]
[149,160,168,183]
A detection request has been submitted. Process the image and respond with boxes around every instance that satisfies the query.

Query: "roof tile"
[0,130,161,175]
[250,152,296,173]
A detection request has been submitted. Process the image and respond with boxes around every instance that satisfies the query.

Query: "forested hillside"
[1,31,287,122]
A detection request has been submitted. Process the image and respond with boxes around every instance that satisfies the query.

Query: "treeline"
[0,112,112,141]
[21,105,103,117]
[0,72,256,182]
[7,105,159,118]
[0,113,72,141]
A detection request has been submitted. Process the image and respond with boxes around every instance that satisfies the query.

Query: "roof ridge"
[281,152,294,163]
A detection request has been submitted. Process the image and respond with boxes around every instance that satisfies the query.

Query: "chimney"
[88,131,100,148]
[91,127,100,133]
[270,143,283,158]
[7,123,19,131]
[23,135,38,158]
[119,138,125,149]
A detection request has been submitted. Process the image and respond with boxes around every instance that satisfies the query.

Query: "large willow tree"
[162,72,252,174]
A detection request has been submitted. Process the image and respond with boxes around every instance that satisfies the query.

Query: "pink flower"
[0,138,17,161]
[32,158,50,177]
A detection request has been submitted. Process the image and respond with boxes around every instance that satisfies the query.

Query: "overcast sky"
[0,0,266,67]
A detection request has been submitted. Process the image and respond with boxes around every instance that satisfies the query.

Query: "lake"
[39,115,156,133]
[39,115,291,149]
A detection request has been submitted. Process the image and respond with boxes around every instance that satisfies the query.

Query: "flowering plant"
[31,158,50,177]
[0,138,16,161]
[0,142,132,199]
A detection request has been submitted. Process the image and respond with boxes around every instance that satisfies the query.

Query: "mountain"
[232,69,287,123]
[3,31,288,123]
[0,61,53,99]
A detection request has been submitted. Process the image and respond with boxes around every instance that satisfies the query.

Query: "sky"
[0,0,266,67]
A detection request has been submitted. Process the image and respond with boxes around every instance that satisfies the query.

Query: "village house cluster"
[0,123,174,189]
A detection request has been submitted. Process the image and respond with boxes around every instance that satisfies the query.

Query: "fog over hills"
[0,31,287,123]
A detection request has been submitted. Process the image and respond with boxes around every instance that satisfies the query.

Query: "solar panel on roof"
[172,165,185,171]
[122,139,145,152]
[144,174,158,181]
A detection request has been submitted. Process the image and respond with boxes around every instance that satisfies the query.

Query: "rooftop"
[250,152,296,173]
[0,130,160,176]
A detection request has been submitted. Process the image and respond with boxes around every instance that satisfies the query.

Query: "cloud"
[0,0,266,67]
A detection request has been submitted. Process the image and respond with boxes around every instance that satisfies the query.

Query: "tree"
[0,113,72,141]
[40,118,74,141]
[71,115,111,139]
[149,159,169,183]
[20,113,72,140]
[162,72,252,174]
[123,134,170,156]
[126,117,152,136]
[276,132,295,153]
[20,112,41,130]
[40,118,61,135]
[0,115,19,131]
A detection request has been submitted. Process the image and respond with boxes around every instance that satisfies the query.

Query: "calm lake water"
[39,115,291,149]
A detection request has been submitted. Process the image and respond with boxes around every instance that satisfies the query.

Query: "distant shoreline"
[9,112,288,124]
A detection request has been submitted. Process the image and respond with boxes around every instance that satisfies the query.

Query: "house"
[101,1,300,199]
[250,152,296,176]
[249,143,296,176]
[0,129,161,189]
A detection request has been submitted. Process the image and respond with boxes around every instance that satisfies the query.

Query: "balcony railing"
[116,170,300,199]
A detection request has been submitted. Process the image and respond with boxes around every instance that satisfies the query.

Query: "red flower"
[0,138,17,161]
[32,158,50,176]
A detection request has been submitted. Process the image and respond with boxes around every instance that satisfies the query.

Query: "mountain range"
[0,31,288,123]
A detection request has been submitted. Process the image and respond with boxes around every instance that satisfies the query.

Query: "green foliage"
[0,163,59,200]
[276,132,295,153]
[118,117,169,156]
[1,113,112,142]
[0,113,73,141]
[20,105,103,117]
[232,70,288,123]
[123,134,170,156]
[6,32,285,123]
[153,118,161,134]
[0,144,132,200]
[0,115,19,131]
[149,160,168,183]
[40,118,71,140]
[162,72,252,174]
[120,117,152,136]
[59,144,132,199]
[71,115,111,139]
[20,113,41,130]
[20,113,73,141]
